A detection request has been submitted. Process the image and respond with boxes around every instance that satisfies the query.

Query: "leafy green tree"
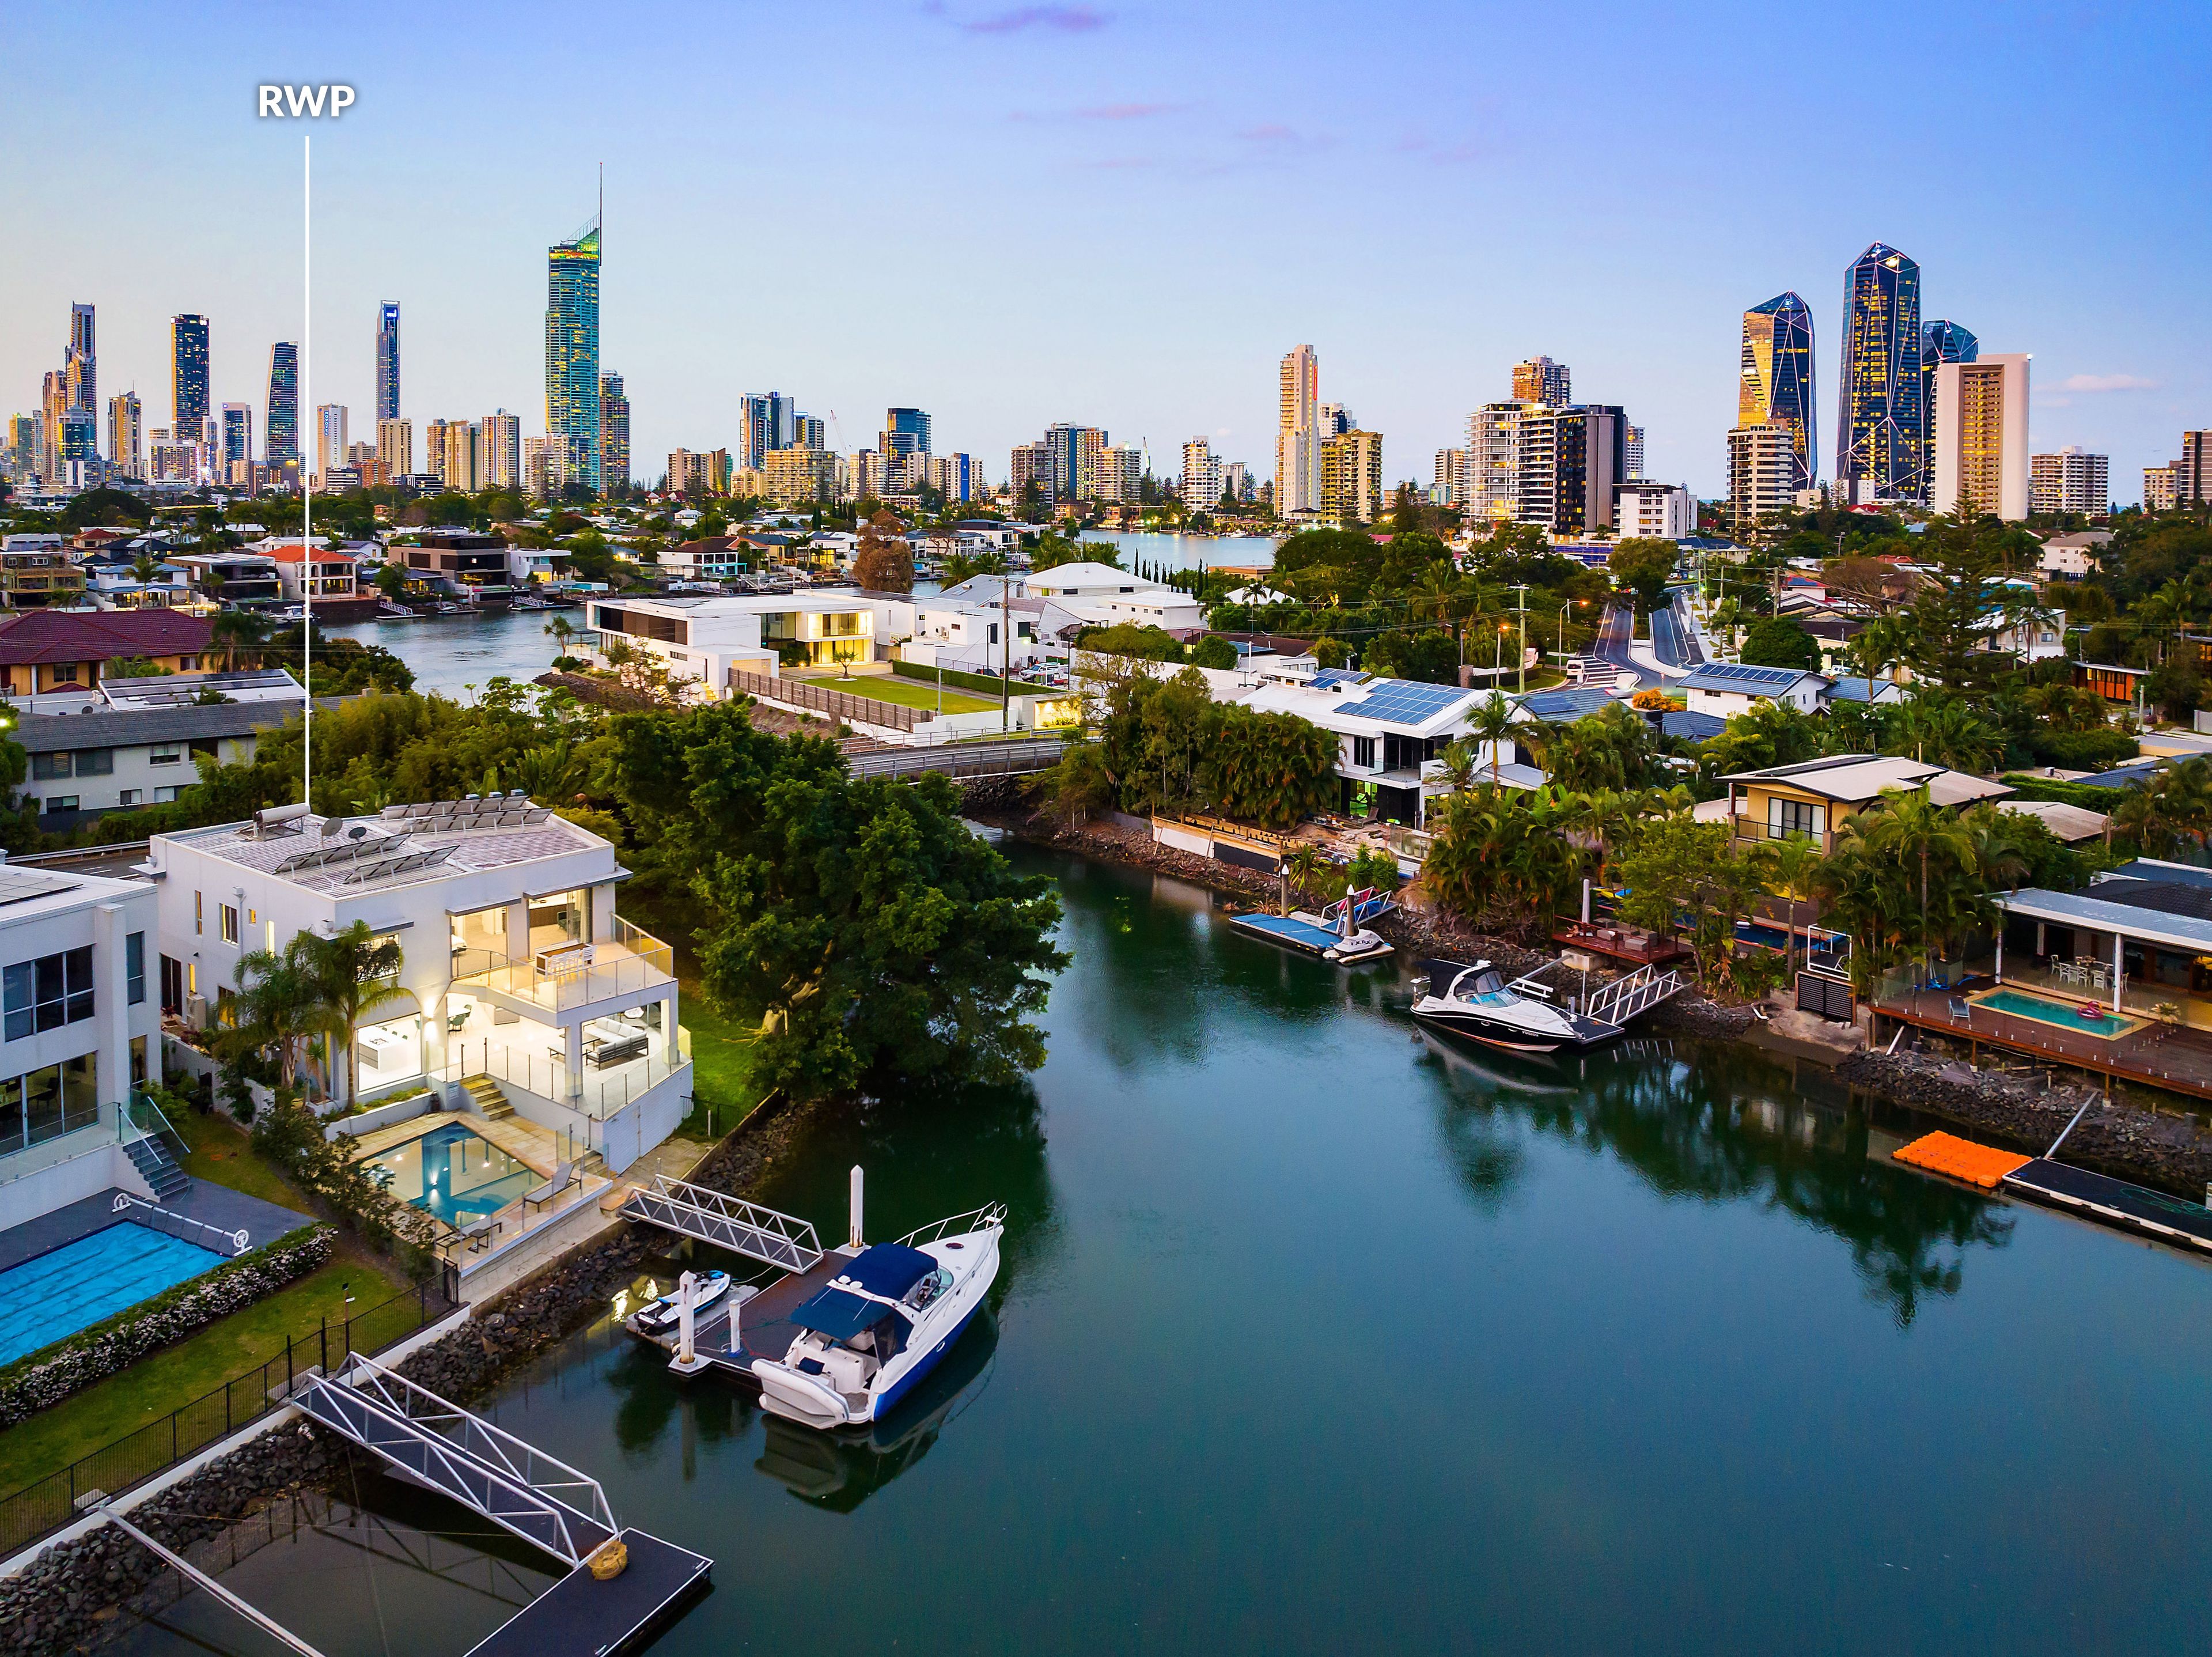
[302,923,410,1109]
[1739,615,1819,669]
[1361,627,1460,685]
[1606,539,1679,614]
[1078,623,1187,662]
[1186,635,1238,670]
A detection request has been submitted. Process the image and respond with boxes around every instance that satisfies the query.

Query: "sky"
[7,0,2210,502]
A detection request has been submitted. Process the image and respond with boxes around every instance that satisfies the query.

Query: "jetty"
[1891,1129,2212,1254]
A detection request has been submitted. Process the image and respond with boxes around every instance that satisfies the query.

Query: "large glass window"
[127,932,145,1005]
[528,890,588,958]
[4,947,94,1040]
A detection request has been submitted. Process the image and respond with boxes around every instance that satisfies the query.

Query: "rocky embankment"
[0,1092,829,1655]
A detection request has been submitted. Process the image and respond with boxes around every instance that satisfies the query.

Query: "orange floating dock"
[1891,1131,2032,1189]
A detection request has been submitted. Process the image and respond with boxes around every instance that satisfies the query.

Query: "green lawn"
[0,1252,412,1496]
[789,672,998,716]
[180,1110,319,1212]
[677,977,772,1141]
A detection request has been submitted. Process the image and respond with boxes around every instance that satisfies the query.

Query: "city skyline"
[5,1,2201,502]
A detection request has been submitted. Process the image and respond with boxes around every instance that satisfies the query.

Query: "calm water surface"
[326,611,561,698]
[113,845,2212,1656]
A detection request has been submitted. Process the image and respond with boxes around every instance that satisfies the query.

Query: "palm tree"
[303,922,410,1110]
[1840,786,1987,981]
[222,940,323,1096]
[1463,691,1528,786]
[1282,844,1327,914]
[1434,737,1480,795]
[544,614,576,657]
[1760,834,1825,974]
[209,609,271,672]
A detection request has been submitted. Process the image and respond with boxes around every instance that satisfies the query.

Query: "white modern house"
[0,864,165,1231]
[1237,671,1504,826]
[949,563,1207,633]
[584,592,874,692]
[146,797,692,1174]
[1675,662,1832,718]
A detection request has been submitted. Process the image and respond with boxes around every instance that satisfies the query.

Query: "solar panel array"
[378,794,552,833]
[274,829,412,876]
[1307,668,1371,691]
[1345,678,1469,725]
[1691,662,1804,688]
[0,869,74,909]
[340,843,458,886]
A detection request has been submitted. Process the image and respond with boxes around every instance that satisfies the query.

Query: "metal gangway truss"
[618,1176,824,1274]
[296,1355,618,1568]
[1584,962,1687,1028]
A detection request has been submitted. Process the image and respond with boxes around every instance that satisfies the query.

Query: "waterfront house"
[585,592,874,690]
[1239,671,1503,826]
[400,530,514,599]
[0,863,164,1232]
[170,552,283,608]
[1717,754,2014,853]
[147,798,691,1174]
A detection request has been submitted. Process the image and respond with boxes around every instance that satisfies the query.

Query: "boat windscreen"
[1467,970,1505,997]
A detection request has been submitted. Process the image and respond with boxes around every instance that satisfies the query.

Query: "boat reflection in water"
[755,1307,999,1512]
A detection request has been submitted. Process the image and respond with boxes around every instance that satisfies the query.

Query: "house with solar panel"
[146,796,692,1180]
[1239,671,1508,825]
[1674,661,1832,720]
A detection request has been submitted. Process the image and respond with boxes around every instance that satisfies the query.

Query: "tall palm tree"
[304,923,410,1109]
[1842,786,1987,980]
[1760,834,1825,973]
[1463,691,1528,786]
[222,940,323,1096]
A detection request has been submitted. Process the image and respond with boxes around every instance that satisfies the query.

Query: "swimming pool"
[1971,987,2143,1039]
[364,1121,535,1226]
[0,1223,227,1368]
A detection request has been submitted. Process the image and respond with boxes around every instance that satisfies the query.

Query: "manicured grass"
[789,672,998,715]
[179,1110,320,1213]
[677,977,771,1141]
[0,1251,413,1496]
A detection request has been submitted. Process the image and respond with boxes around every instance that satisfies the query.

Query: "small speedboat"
[753,1206,1003,1431]
[1411,959,1627,1053]
[632,1269,732,1336]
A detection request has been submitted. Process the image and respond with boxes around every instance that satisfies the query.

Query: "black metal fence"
[0,1278,456,1560]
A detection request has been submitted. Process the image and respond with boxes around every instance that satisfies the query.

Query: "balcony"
[437,1019,692,1122]
[449,916,676,1018]
[1730,817,1835,854]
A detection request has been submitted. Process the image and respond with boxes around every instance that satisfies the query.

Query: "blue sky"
[7,0,2207,501]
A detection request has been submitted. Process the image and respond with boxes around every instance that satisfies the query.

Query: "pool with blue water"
[363,1121,534,1226]
[0,1223,226,1367]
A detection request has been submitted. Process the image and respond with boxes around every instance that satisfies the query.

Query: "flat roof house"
[402,531,513,598]
[586,592,873,690]
[147,797,691,1175]
[0,864,165,1234]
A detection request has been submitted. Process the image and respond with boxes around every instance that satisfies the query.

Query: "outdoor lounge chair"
[1948,997,1972,1022]
[459,1216,499,1253]
[523,1160,579,1213]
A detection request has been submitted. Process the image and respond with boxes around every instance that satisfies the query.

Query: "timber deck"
[631,1251,855,1378]
[1870,987,2212,1105]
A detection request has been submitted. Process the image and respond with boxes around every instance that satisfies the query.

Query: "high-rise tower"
[1738,292,1816,489]
[1510,355,1570,404]
[267,342,300,470]
[1919,320,1978,501]
[171,314,209,457]
[66,304,96,436]
[544,192,602,494]
[599,374,630,495]
[1276,345,1320,517]
[1835,243,1922,500]
[376,303,401,422]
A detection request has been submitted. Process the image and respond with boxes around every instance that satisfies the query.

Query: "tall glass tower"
[544,210,601,494]
[1919,320,1978,501]
[1835,244,1922,499]
[375,303,401,422]
[266,342,300,468]
[171,314,210,447]
[882,408,931,457]
[599,373,630,495]
[1738,292,1816,489]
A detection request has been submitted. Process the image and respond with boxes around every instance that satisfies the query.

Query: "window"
[195,891,203,935]
[44,797,76,814]
[1351,736,1377,769]
[4,947,95,1039]
[154,785,182,803]
[150,744,183,766]
[220,905,240,944]
[126,932,145,1005]
[73,750,112,776]
[31,754,70,781]
[1768,797,1824,840]
[161,954,183,1015]
[50,663,77,684]
[119,789,140,807]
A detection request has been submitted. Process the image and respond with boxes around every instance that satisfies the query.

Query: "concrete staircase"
[459,1075,515,1121]
[125,1134,191,1202]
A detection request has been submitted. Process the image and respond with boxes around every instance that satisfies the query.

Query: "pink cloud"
[965,6,1111,33]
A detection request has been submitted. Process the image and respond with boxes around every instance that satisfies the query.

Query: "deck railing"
[730,669,920,732]
[450,920,676,1015]
[439,1026,692,1121]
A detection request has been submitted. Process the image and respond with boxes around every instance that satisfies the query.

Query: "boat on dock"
[618,1170,1005,1433]
[1228,887,1396,963]
[1412,958,1685,1053]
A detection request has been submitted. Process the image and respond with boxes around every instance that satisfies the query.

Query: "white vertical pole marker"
[301,134,313,811]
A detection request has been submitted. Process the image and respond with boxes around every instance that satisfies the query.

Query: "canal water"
[108,844,2212,1656]
[325,611,562,699]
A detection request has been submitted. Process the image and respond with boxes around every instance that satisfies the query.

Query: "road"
[1595,593,1704,688]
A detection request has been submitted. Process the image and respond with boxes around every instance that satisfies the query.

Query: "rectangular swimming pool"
[1971,987,2143,1039]
[364,1121,535,1227]
[0,1223,228,1368]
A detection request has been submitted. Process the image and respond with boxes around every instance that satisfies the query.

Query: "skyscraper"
[1510,355,1570,404]
[316,404,349,486]
[1738,292,1816,489]
[1919,320,1978,501]
[66,304,96,440]
[377,418,414,478]
[376,303,401,422]
[483,411,521,491]
[794,414,825,452]
[266,342,300,471]
[1622,425,1646,483]
[1319,429,1384,523]
[1514,406,1623,534]
[881,408,931,459]
[544,207,601,493]
[40,372,67,481]
[1728,422,1799,526]
[1276,345,1320,517]
[108,392,142,479]
[220,404,253,486]
[599,374,630,494]
[171,315,209,455]
[1835,243,1922,500]
[1930,354,2029,520]
[1181,437,1221,509]
[739,393,796,470]
[2029,448,2108,516]
[1467,403,1524,523]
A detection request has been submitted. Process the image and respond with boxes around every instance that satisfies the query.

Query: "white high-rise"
[1275,346,1320,517]
[316,404,349,486]
[1467,403,1525,523]
[2029,447,2108,516]
[1931,354,2030,521]
[1181,437,1221,509]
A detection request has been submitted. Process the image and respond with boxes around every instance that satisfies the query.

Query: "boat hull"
[1412,1007,1570,1053]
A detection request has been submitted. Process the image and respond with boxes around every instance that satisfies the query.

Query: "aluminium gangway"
[617,1176,825,1274]
[1584,961,1687,1028]
[294,1355,711,1657]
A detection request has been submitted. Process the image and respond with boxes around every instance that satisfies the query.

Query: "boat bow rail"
[297,1355,618,1568]
[1584,962,1686,1026]
[897,1204,1009,1249]
[618,1177,825,1274]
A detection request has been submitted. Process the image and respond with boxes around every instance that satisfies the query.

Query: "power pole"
[1515,584,1529,694]
[1001,572,1010,736]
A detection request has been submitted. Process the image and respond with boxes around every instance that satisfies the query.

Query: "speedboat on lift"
[1411,956,1683,1053]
